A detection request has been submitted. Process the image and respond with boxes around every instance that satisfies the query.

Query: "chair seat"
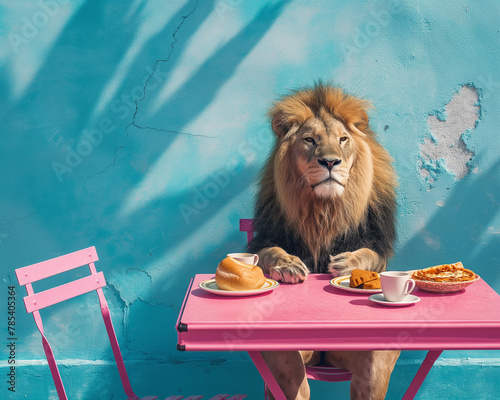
[305,363,352,382]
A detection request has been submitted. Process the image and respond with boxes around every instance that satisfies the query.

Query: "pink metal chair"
[239,219,353,385]
[16,246,246,400]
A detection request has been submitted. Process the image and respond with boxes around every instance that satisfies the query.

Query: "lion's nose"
[318,158,341,170]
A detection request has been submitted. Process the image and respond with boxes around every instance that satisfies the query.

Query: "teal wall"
[1,0,499,399]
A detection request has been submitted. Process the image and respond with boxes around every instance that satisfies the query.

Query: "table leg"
[247,351,287,400]
[402,350,443,400]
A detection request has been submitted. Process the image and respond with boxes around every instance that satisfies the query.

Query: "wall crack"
[82,1,201,186]
[128,0,201,137]
[129,124,217,139]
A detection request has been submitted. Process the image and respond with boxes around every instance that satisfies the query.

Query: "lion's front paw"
[328,252,361,277]
[269,255,308,284]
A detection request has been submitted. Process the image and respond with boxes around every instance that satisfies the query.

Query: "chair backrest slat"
[16,246,98,286]
[24,271,106,313]
[239,219,255,244]
[239,219,254,233]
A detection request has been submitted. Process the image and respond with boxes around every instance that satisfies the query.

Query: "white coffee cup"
[227,252,259,265]
[380,271,415,302]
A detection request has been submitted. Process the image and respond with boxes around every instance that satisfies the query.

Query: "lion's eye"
[304,137,316,144]
[339,136,348,144]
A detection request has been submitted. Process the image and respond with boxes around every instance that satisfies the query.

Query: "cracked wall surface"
[1,0,499,399]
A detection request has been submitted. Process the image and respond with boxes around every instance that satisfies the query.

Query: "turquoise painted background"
[1,0,499,399]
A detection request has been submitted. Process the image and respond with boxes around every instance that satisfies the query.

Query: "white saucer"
[369,293,420,307]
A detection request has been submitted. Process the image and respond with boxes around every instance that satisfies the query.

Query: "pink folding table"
[176,274,500,399]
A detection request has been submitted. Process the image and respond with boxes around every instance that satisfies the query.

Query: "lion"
[247,82,399,400]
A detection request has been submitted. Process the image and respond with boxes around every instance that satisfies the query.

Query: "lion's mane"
[248,83,397,272]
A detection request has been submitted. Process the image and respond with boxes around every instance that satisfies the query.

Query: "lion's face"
[293,114,355,199]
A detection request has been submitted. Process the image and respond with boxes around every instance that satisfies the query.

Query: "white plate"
[199,278,279,297]
[330,275,382,294]
[369,293,420,307]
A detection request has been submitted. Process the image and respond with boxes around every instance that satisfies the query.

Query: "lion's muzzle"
[311,176,344,189]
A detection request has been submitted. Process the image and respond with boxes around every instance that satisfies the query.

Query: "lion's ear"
[348,122,367,137]
[346,109,369,136]
[271,112,291,137]
[353,110,369,132]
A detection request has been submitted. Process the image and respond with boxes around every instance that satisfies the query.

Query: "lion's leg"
[257,247,309,283]
[324,350,400,400]
[328,248,387,277]
[261,351,315,400]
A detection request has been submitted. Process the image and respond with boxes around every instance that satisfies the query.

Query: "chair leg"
[41,334,68,400]
[95,288,138,399]
[32,311,68,400]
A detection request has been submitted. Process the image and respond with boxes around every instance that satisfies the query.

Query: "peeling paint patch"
[108,268,153,306]
[419,85,480,186]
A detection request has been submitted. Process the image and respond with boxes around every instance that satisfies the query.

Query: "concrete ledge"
[2,356,499,399]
